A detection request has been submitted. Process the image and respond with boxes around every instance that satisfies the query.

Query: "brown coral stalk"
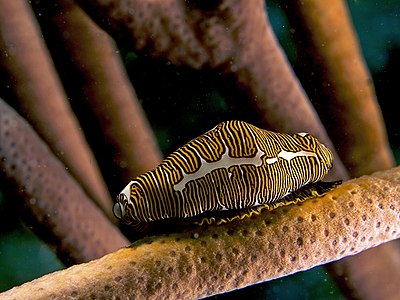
[282,0,395,177]
[0,98,129,265]
[1,166,400,299]
[0,0,113,216]
[36,0,163,191]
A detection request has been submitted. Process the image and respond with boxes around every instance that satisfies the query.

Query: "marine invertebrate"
[1,166,399,299]
[115,120,337,231]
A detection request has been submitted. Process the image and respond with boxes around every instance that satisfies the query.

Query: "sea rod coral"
[31,0,163,192]
[1,166,399,299]
[0,98,129,265]
[282,0,394,178]
[0,0,113,217]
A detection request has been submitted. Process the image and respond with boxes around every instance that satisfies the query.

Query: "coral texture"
[1,166,399,299]
[0,98,129,265]
[0,0,112,216]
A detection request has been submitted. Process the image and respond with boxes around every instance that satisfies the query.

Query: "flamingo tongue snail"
[113,120,341,232]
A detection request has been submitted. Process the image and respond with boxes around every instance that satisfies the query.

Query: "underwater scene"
[0,0,399,299]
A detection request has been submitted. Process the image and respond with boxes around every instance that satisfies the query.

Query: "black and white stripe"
[113,120,335,230]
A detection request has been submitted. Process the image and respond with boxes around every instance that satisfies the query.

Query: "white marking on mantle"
[173,148,318,193]
[173,146,264,193]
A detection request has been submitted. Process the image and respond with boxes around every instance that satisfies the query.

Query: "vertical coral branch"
[0,0,113,217]
[34,0,163,194]
[282,0,395,177]
[0,98,129,265]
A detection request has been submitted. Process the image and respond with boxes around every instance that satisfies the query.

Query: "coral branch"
[1,166,399,299]
[0,98,129,265]
[282,0,395,177]
[76,0,212,68]
[33,0,163,192]
[0,0,113,216]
